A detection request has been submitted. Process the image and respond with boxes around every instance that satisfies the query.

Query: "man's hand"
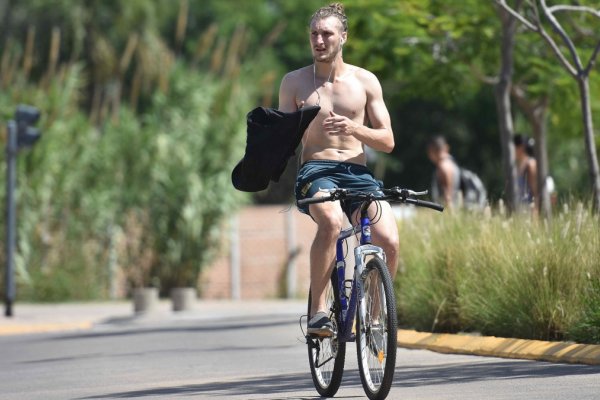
[323,111,358,136]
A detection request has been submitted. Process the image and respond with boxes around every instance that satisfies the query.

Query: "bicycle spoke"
[356,257,397,399]
[307,275,345,397]
[363,271,386,384]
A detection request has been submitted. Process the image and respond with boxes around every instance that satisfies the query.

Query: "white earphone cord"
[312,37,342,107]
[299,38,343,177]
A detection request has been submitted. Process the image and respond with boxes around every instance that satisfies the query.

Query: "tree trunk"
[578,76,600,212]
[0,0,14,46]
[495,7,520,214]
[531,113,552,219]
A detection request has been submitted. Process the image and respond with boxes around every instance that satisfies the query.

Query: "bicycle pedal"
[307,327,336,338]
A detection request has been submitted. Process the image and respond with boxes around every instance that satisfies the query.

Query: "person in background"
[427,135,461,210]
[513,134,538,206]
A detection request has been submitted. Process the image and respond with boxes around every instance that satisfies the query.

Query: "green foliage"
[142,63,251,288]
[1,1,600,302]
[568,278,600,344]
[396,205,600,344]
[0,60,252,300]
[343,0,599,198]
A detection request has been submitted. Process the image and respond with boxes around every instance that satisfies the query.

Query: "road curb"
[397,329,600,366]
[0,321,93,336]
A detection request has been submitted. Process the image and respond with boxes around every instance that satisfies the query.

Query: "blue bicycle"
[298,187,443,400]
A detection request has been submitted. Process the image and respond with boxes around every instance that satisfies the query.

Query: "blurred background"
[0,0,598,310]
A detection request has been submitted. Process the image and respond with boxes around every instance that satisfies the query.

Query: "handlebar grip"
[297,195,333,206]
[406,198,444,212]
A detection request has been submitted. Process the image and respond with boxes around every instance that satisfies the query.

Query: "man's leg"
[368,201,399,277]
[308,197,345,317]
[352,200,399,276]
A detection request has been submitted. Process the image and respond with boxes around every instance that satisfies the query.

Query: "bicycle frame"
[333,204,385,343]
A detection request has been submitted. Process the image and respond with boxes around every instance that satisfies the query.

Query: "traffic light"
[4,104,42,317]
[15,104,41,149]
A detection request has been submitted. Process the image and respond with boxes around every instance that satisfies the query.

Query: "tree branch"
[540,0,584,72]
[497,0,578,77]
[583,40,600,77]
[511,83,534,116]
[536,26,579,77]
[469,63,499,85]
[495,0,538,31]
[547,5,600,18]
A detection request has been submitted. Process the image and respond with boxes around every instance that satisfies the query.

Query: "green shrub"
[396,204,600,344]
[568,278,600,344]
[0,61,252,301]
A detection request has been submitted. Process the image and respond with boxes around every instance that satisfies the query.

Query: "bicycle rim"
[356,257,397,400]
[307,272,346,397]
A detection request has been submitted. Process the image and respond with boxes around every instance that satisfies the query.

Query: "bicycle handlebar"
[403,198,445,212]
[297,195,334,206]
[296,187,444,212]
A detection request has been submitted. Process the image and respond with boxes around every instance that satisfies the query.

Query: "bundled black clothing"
[231,105,320,192]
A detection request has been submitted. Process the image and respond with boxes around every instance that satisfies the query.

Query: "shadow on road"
[394,359,600,387]
[75,360,599,399]
[77,370,364,399]
[52,315,297,341]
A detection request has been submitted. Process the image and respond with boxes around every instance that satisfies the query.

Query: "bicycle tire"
[356,257,398,400]
[307,270,346,397]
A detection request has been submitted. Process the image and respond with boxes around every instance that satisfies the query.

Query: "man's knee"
[316,213,344,238]
[311,204,344,239]
[371,211,399,256]
[378,233,399,255]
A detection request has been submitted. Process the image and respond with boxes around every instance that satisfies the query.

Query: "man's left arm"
[323,71,394,153]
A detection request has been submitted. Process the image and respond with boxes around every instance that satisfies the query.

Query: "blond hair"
[310,3,348,32]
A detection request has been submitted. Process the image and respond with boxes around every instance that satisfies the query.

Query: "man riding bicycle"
[278,2,399,336]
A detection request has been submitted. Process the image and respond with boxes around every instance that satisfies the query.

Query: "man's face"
[515,144,525,159]
[310,16,346,63]
[427,147,440,164]
[427,145,448,165]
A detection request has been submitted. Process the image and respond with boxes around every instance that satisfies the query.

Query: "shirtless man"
[427,136,461,210]
[278,3,399,336]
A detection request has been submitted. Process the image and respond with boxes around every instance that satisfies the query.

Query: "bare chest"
[297,75,367,120]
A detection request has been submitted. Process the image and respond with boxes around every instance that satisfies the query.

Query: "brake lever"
[319,188,348,200]
[393,188,428,200]
[407,189,428,197]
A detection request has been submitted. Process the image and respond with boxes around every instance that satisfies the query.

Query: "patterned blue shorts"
[295,160,383,219]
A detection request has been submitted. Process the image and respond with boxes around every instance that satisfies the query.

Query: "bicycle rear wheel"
[307,270,346,397]
[356,257,397,400]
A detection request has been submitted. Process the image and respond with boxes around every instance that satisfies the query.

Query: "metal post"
[285,211,297,299]
[5,121,17,317]
[229,215,241,300]
[107,225,118,300]
[4,105,41,317]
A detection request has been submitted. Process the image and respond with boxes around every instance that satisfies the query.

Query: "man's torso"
[287,64,369,165]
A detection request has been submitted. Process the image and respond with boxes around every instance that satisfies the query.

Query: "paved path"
[1,301,599,399]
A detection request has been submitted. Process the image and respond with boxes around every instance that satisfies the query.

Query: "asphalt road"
[1,306,599,400]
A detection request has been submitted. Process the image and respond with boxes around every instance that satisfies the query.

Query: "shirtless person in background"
[278,3,399,336]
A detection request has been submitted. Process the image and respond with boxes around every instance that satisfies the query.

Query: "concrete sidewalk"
[0,300,307,336]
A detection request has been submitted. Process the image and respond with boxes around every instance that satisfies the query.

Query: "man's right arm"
[278,73,298,113]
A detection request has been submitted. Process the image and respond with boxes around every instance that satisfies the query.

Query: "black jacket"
[231,105,320,192]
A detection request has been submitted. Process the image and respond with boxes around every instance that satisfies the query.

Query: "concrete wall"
[198,205,316,300]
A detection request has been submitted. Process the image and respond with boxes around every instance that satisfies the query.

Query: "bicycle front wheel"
[307,270,346,397]
[356,257,398,400]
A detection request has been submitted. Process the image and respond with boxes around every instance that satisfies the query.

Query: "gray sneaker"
[307,311,334,337]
